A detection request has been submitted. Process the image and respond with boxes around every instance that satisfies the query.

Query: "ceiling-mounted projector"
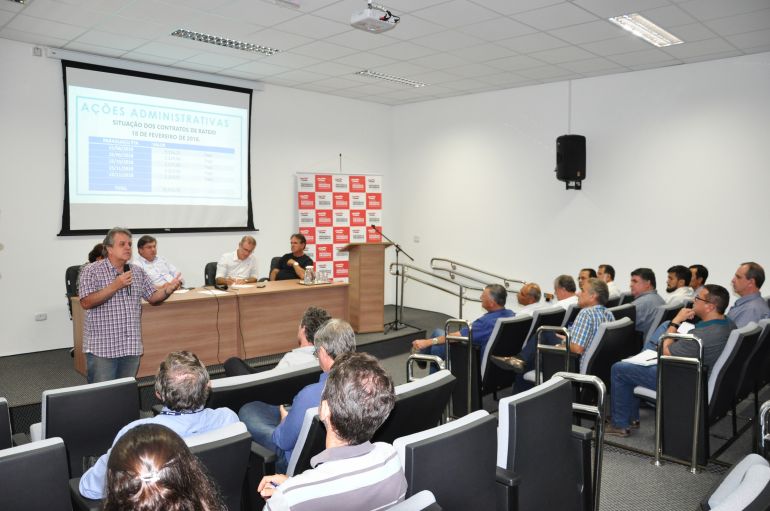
[351,2,400,33]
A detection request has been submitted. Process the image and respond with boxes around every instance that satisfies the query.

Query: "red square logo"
[316,244,333,261]
[349,175,366,193]
[315,175,332,192]
[349,210,367,226]
[299,227,315,245]
[367,226,382,242]
[334,261,349,278]
[333,227,350,244]
[333,192,349,209]
[315,210,333,227]
[366,193,382,209]
[298,192,315,209]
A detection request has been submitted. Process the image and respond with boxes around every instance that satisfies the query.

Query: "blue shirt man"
[629,268,665,337]
[728,261,769,327]
[412,284,514,360]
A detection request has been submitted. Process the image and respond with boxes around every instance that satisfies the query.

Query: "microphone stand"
[372,225,417,333]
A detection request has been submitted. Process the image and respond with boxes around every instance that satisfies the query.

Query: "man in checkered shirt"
[79,227,181,383]
[552,277,616,355]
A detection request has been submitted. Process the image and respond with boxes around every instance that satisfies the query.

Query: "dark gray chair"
[644,301,685,344]
[285,407,326,477]
[700,453,770,511]
[605,295,622,308]
[204,261,217,286]
[0,397,11,450]
[0,437,72,511]
[562,303,581,327]
[618,292,634,305]
[393,410,503,511]
[27,378,140,478]
[479,316,533,400]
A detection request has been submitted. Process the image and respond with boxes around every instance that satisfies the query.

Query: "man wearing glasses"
[606,284,734,437]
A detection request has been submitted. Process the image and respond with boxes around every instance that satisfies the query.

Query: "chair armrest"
[571,425,593,441]
[69,478,102,511]
[251,441,278,465]
[495,467,520,511]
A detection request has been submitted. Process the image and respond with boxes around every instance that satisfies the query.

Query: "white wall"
[0,37,393,356]
[391,52,770,320]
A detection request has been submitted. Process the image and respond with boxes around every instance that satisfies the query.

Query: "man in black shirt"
[270,233,314,281]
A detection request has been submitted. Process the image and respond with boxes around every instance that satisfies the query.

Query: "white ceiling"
[2,0,769,105]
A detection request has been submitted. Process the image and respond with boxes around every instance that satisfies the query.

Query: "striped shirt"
[266,441,407,511]
[79,259,156,358]
[570,305,616,351]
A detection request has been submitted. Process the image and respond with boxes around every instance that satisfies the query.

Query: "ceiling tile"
[725,28,770,50]
[703,9,770,37]
[530,45,596,64]
[248,28,314,50]
[302,60,360,76]
[481,71,534,86]
[511,3,599,31]
[580,35,651,55]
[442,77,496,91]
[272,69,326,83]
[117,0,204,25]
[517,65,575,79]
[121,51,179,66]
[677,0,770,22]
[0,10,14,27]
[325,30,400,50]
[379,14,448,41]
[497,32,570,53]
[333,51,396,69]
[370,41,437,60]
[264,51,319,69]
[230,60,291,76]
[6,14,85,40]
[274,14,350,39]
[662,37,737,58]
[184,14,264,39]
[666,22,718,42]
[96,15,168,39]
[183,51,251,68]
[217,0,303,26]
[63,42,127,57]
[131,41,201,60]
[291,40,359,60]
[550,20,625,44]
[412,0,500,28]
[21,0,108,28]
[451,43,515,62]
[470,0,564,16]
[559,56,625,73]
[448,62,503,77]
[409,52,468,70]
[681,49,744,63]
[628,60,681,71]
[73,30,148,52]
[309,76,363,89]
[458,16,538,41]
[411,30,483,52]
[607,48,682,66]
[408,69,461,83]
[639,4,698,27]
[171,61,223,73]
[573,0,671,19]
[373,61,433,77]
[0,27,69,47]
[488,54,547,71]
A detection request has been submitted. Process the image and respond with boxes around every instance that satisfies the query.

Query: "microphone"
[123,264,131,295]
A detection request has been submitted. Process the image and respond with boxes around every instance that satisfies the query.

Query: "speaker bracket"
[564,181,582,190]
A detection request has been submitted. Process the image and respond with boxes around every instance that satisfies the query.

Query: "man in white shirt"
[216,235,259,285]
[665,265,695,305]
[515,282,547,316]
[133,235,182,288]
[598,264,621,300]
[553,275,578,310]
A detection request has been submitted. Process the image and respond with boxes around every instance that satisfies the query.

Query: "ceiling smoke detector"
[351,2,399,33]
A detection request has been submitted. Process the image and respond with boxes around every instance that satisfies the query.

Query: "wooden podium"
[340,242,391,333]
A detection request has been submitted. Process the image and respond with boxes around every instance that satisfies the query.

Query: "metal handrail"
[445,318,473,417]
[553,372,607,511]
[430,257,526,290]
[534,326,570,385]
[653,332,704,474]
[406,354,445,382]
[389,262,481,319]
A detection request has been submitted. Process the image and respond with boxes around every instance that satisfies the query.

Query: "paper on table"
[200,289,229,296]
[174,288,190,294]
[231,284,256,289]
[623,349,658,366]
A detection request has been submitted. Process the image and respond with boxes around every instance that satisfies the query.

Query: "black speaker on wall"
[555,134,586,190]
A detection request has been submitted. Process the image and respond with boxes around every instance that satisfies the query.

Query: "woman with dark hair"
[87,243,104,263]
[103,423,226,511]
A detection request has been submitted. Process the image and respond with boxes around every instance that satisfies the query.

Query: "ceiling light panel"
[608,14,683,47]
[171,29,280,56]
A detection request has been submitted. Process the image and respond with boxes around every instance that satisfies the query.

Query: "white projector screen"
[60,60,255,235]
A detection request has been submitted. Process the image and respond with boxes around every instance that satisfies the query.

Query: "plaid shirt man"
[570,305,615,351]
[79,259,156,358]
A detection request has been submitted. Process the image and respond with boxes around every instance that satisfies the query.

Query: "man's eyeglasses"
[693,295,712,305]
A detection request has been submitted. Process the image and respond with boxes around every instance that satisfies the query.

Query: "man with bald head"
[516,282,546,316]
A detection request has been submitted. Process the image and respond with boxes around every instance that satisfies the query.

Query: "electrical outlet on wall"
[34,312,47,321]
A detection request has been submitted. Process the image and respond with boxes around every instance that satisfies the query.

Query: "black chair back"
[0,397,11,450]
[286,408,327,477]
[479,316,533,397]
[708,325,762,424]
[43,378,140,477]
[608,303,636,324]
[448,342,481,417]
[605,296,621,308]
[618,292,634,305]
[562,304,581,327]
[270,256,281,272]
[0,438,72,511]
[736,321,770,405]
[374,370,456,444]
[396,411,498,511]
[188,424,252,511]
[208,365,322,413]
[581,318,638,396]
[204,261,217,286]
[645,302,684,343]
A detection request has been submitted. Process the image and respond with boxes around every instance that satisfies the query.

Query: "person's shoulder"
[207,406,240,424]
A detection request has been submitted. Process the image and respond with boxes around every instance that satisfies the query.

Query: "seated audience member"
[689,264,709,295]
[553,275,578,310]
[598,264,621,299]
[578,268,597,288]
[665,265,695,304]
[515,282,546,316]
[607,284,734,437]
[133,235,183,288]
[239,319,356,473]
[224,306,331,376]
[87,243,104,263]
[103,423,226,511]
[513,278,614,393]
[411,284,514,363]
[258,352,407,511]
[79,351,238,499]
[629,268,665,337]
[728,262,770,327]
[270,233,314,281]
[216,235,259,285]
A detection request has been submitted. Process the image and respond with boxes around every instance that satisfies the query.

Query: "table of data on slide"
[88,136,238,197]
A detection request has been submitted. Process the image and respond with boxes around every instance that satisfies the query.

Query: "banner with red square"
[297,173,383,283]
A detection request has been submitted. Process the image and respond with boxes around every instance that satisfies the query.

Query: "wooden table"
[72,281,349,378]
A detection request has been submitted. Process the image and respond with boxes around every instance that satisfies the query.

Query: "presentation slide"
[61,62,254,234]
